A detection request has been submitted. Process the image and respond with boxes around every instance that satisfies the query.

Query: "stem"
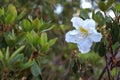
[109,35,114,56]
[98,42,120,79]
[98,65,107,80]
[98,55,112,80]
[98,35,115,80]
[2,67,8,80]
[105,55,111,80]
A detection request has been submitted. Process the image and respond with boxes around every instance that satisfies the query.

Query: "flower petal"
[65,30,82,43]
[77,39,92,53]
[83,19,96,29]
[89,32,102,42]
[71,17,83,30]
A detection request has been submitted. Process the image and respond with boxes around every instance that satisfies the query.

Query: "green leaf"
[16,9,26,21]
[0,50,4,58]
[0,8,4,17]
[39,19,52,32]
[5,47,9,60]
[71,59,79,73]
[4,30,16,47]
[106,0,114,9]
[26,30,39,46]
[40,32,48,47]
[93,42,106,57]
[98,0,114,11]
[41,43,49,52]
[98,42,106,57]
[0,50,4,62]
[96,11,104,19]
[21,60,34,70]
[5,4,17,24]
[41,25,54,33]
[111,20,119,44]
[22,19,32,31]
[8,54,23,65]
[9,46,25,61]
[80,51,105,66]
[32,18,41,31]
[48,38,57,46]
[96,11,104,25]
[92,11,103,25]
[93,11,111,26]
[15,32,26,45]
[80,9,90,19]
[31,61,41,77]
[98,1,107,11]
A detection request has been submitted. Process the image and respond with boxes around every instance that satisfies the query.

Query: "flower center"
[79,27,88,36]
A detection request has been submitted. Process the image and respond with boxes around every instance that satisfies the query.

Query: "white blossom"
[54,4,63,15]
[80,0,92,9]
[65,17,102,53]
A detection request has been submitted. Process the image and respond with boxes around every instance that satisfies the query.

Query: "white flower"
[65,17,102,53]
[80,0,92,9]
[54,4,63,15]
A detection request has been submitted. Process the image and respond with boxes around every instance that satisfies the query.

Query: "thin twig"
[109,35,114,56]
[98,35,115,80]
[98,66,107,80]
[98,42,120,80]
[105,55,111,80]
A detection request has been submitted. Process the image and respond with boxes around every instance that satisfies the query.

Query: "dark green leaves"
[94,42,106,57]
[98,0,114,11]
[80,9,91,19]
[98,42,106,57]
[98,1,106,12]
[70,58,81,73]
[110,20,120,44]
[92,11,104,26]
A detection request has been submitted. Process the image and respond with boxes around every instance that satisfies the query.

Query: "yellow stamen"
[79,27,88,35]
